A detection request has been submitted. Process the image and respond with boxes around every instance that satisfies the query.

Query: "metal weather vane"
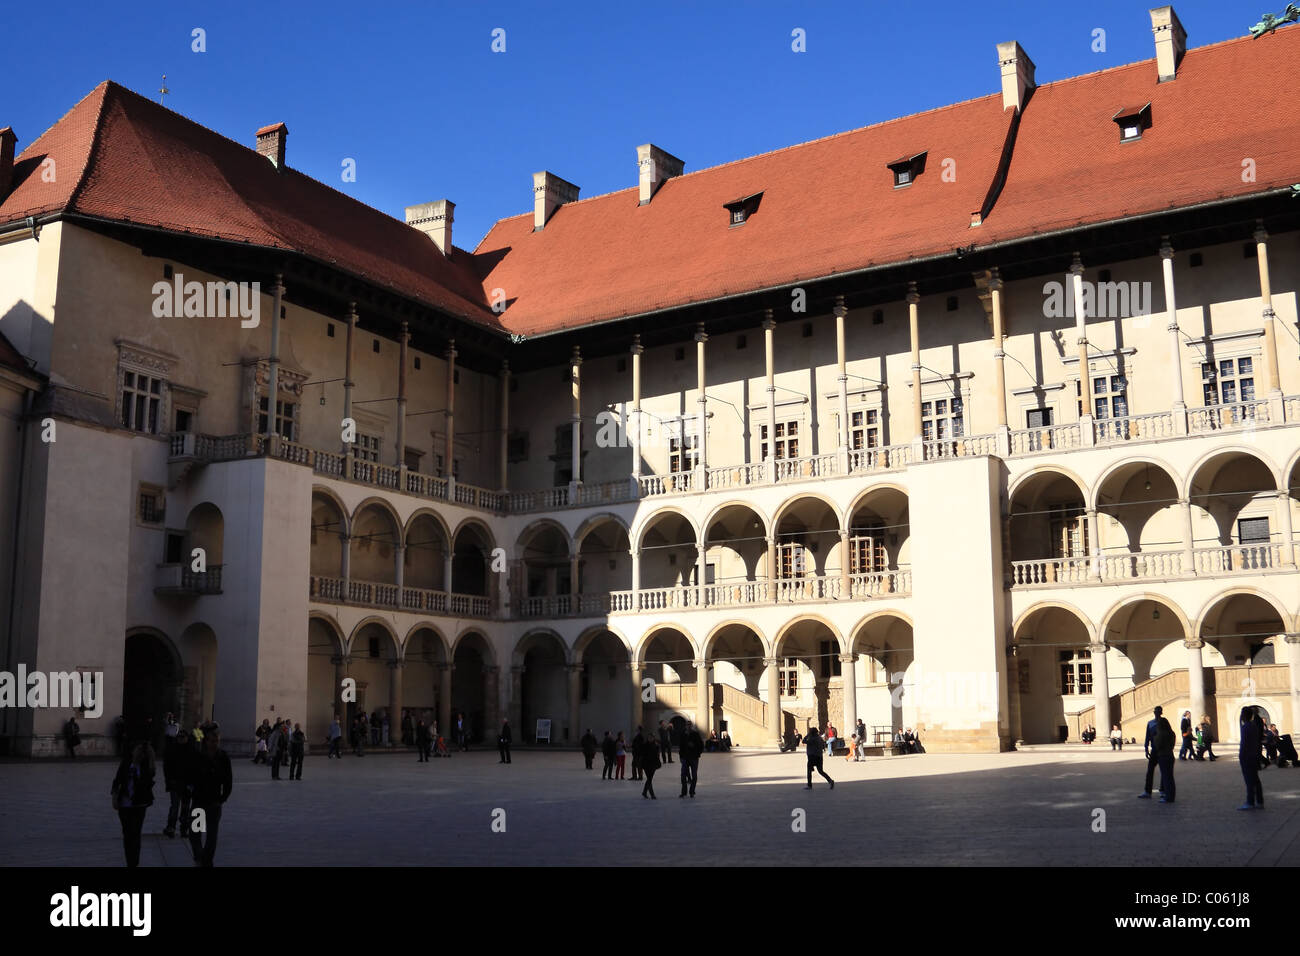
[158,75,170,105]
[1249,4,1300,37]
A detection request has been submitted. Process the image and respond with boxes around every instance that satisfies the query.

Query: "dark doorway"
[122,631,182,750]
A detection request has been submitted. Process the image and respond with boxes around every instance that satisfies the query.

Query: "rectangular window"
[760,420,800,461]
[121,371,164,434]
[819,640,842,679]
[1059,650,1092,695]
[778,542,807,579]
[849,523,886,573]
[257,396,297,441]
[669,422,699,473]
[778,658,799,697]
[848,409,879,451]
[1238,516,1270,545]
[351,433,381,463]
[138,484,165,525]
[921,397,963,441]
[1048,505,1088,559]
[1203,357,1255,407]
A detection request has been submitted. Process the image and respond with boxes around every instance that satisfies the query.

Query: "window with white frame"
[760,419,800,460]
[669,420,699,473]
[121,370,165,434]
[1059,649,1093,695]
[778,657,799,697]
[848,522,886,573]
[1048,505,1088,559]
[777,541,807,579]
[848,409,880,451]
[1203,357,1254,406]
[258,395,297,441]
[921,397,963,441]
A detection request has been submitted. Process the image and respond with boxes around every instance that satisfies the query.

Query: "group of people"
[252,718,306,779]
[579,720,704,798]
[109,713,233,867]
[1137,705,1297,808]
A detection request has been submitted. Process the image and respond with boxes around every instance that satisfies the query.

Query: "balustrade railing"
[449,593,493,618]
[1193,543,1282,573]
[921,433,997,461]
[310,575,346,601]
[1092,411,1175,445]
[1010,557,1093,586]
[705,461,766,490]
[703,580,770,606]
[1187,401,1269,433]
[1098,549,1182,580]
[1009,424,1082,456]
[849,569,911,597]
[848,444,911,473]
[402,586,448,613]
[406,470,449,500]
[776,574,841,603]
[180,565,223,594]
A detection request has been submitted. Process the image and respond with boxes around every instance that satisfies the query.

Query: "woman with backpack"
[1238,707,1264,810]
[111,740,157,867]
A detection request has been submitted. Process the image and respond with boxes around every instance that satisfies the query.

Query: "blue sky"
[4,1,1260,249]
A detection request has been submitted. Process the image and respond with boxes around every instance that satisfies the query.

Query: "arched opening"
[1102,598,1186,683]
[401,627,446,742]
[451,632,493,744]
[1013,605,1099,744]
[346,621,398,739]
[1008,471,1089,585]
[851,614,914,741]
[307,617,345,738]
[577,630,631,740]
[638,511,699,594]
[452,522,493,597]
[773,618,843,736]
[576,519,631,613]
[176,623,218,731]
[351,502,400,587]
[705,623,767,746]
[847,487,910,595]
[1189,452,1282,571]
[1198,592,1287,668]
[774,497,842,600]
[122,630,183,748]
[516,522,571,615]
[639,627,699,731]
[185,504,224,589]
[515,631,568,743]
[310,491,347,592]
[1093,462,1182,577]
[404,513,449,593]
[703,505,768,604]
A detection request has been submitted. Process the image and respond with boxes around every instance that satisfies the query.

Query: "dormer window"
[887,151,927,188]
[1113,103,1152,142]
[724,192,763,227]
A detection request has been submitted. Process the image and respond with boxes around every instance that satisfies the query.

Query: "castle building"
[2,7,1298,756]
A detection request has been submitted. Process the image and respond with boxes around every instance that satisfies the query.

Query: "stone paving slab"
[1,748,1297,866]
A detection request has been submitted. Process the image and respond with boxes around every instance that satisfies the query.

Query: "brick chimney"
[1150,6,1187,82]
[637,144,684,204]
[996,41,1036,112]
[405,200,455,256]
[256,123,288,168]
[533,171,580,231]
[0,127,16,200]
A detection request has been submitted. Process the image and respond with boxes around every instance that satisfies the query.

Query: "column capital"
[439,662,455,674]
[388,659,404,671]
[445,339,457,361]
[992,348,1006,360]
[1254,221,1268,244]
[761,309,776,332]
[271,272,286,295]
[987,269,1004,293]
[838,653,856,665]
[400,319,410,340]
[763,658,779,668]
[482,665,500,676]
[500,358,510,374]
[905,281,920,306]
[510,664,524,676]
[567,662,585,674]
[692,659,708,669]
[1069,252,1085,276]
[832,295,848,319]
[570,345,583,367]
[330,655,346,666]
[1159,238,1175,260]
[1183,639,1204,650]
[1283,633,1300,645]
[694,322,708,344]
[346,300,358,322]
[1089,641,1108,653]
[630,334,644,356]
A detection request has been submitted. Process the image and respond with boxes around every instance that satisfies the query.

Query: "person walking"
[853,719,867,762]
[641,731,661,799]
[356,713,368,756]
[64,713,81,758]
[498,719,512,764]
[1138,706,1167,799]
[111,739,156,867]
[678,722,703,798]
[658,720,672,764]
[581,729,598,770]
[187,722,233,867]
[402,709,414,747]
[1196,715,1217,762]
[804,726,835,790]
[1178,710,1195,761]
[601,731,616,780]
[615,732,628,780]
[1238,707,1265,809]
[1152,707,1177,803]
[416,720,429,762]
[456,712,468,752]
[1110,724,1123,751]
[271,722,288,779]
[161,727,192,838]
[631,726,645,780]
[289,723,306,780]
[327,715,342,759]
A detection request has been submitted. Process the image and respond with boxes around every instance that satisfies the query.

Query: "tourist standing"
[1179,711,1195,760]
[64,713,81,758]
[631,726,645,780]
[580,729,598,769]
[271,722,288,779]
[678,722,703,798]
[188,723,233,867]
[641,731,661,799]
[499,719,512,764]
[1138,706,1166,799]
[1140,705,1177,802]
[162,728,192,838]
[601,731,616,780]
[658,720,672,764]
[357,713,368,756]
[111,740,156,867]
[1238,707,1264,809]
[804,726,835,790]
[402,710,414,747]
[328,715,342,759]
[615,732,627,779]
[456,712,468,752]
[290,723,306,780]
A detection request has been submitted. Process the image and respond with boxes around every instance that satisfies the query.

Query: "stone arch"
[702,499,772,537]
[451,515,497,552]
[1012,601,1097,644]
[516,517,574,558]
[634,623,702,665]
[702,619,771,660]
[403,507,452,550]
[513,628,571,666]
[309,611,346,655]
[773,613,846,657]
[400,621,450,660]
[574,624,633,664]
[1098,593,1191,645]
[573,512,631,552]
[450,627,498,667]
[1183,445,1282,500]
[347,616,400,659]
[1193,586,1295,640]
[1008,464,1089,505]
[845,481,910,519]
[632,506,701,552]
[352,496,404,548]
[1090,454,1182,512]
[771,492,845,533]
[310,485,351,536]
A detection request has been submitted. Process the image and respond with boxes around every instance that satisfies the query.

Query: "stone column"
[570,346,582,496]
[438,664,452,738]
[1180,498,1196,574]
[631,661,644,737]
[840,654,857,738]
[396,320,409,469]
[1090,643,1110,735]
[696,527,707,607]
[763,311,777,482]
[483,666,500,735]
[1285,635,1300,730]
[765,658,782,747]
[570,552,581,610]
[1087,508,1103,580]
[631,335,643,490]
[834,296,850,471]
[394,544,405,600]
[695,323,708,488]
[567,664,583,743]
[1276,487,1295,566]
[838,528,851,598]
[1005,646,1023,746]
[388,660,403,748]
[694,659,710,732]
[907,282,923,442]
[630,548,641,609]
[339,533,351,589]
[444,339,457,488]
[1255,224,1283,401]
[766,534,778,599]
[1071,255,1094,445]
[342,301,356,456]
[265,273,285,452]
[444,553,454,596]
[509,666,524,732]
[1185,640,1205,726]
[990,270,1009,431]
[331,654,346,720]
[1160,241,1187,432]
[499,360,510,491]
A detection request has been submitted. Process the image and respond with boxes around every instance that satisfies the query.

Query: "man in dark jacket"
[416,719,430,762]
[678,722,704,798]
[1238,708,1264,809]
[658,720,672,764]
[271,722,288,779]
[111,741,157,867]
[162,730,192,838]
[188,723,233,867]
[601,731,616,779]
[580,729,598,769]
[631,726,646,781]
[1147,707,1177,802]
[64,714,81,758]
[641,733,662,799]
[498,719,512,763]
[804,726,835,790]
[1178,711,1195,760]
[1138,706,1166,799]
[289,723,306,780]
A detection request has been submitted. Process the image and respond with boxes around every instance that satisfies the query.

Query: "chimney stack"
[996,41,1036,112]
[637,144,684,204]
[405,200,455,256]
[256,123,288,168]
[533,171,580,231]
[1150,6,1187,82]
[0,127,16,200]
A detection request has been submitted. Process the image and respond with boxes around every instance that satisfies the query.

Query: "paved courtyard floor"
[3,747,1299,866]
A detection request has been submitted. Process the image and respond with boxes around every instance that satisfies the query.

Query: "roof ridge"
[60,82,116,216]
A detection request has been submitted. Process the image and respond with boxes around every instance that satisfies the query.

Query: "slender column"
[840,654,857,738]
[766,534,778,599]
[1160,241,1187,432]
[570,346,582,491]
[570,552,580,600]
[388,660,403,748]
[567,664,582,743]
[444,340,457,484]
[834,297,850,469]
[265,273,285,449]
[1086,508,1102,580]
[838,528,851,598]
[630,662,644,738]
[1255,224,1282,399]
[438,664,452,738]
[630,335,643,486]
[396,320,409,468]
[1285,635,1300,729]
[1006,646,1023,746]
[394,544,405,596]
[695,323,708,485]
[342,301,356,455]
[630,548,641,608]
[509,666,524,732]
[443,552,454,596]
[1090,643,1110,735]
[907,283,923,441]
[763,311,777,482]
[765,658,782,747]
[499,360,510,491]
[989,270,1008,428]
[1071,255,1094,425]
[696,530,707,607]
[1276,487,1295,566]
[483,666,500,734]
[339,532,351,585]
[1180,498,1196,574]
[694,659,710,733]
[331,655,346,720]
[1185,640,1205,728]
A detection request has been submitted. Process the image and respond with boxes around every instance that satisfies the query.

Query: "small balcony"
[154,563,223,596]
[1010,544,1290,588]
